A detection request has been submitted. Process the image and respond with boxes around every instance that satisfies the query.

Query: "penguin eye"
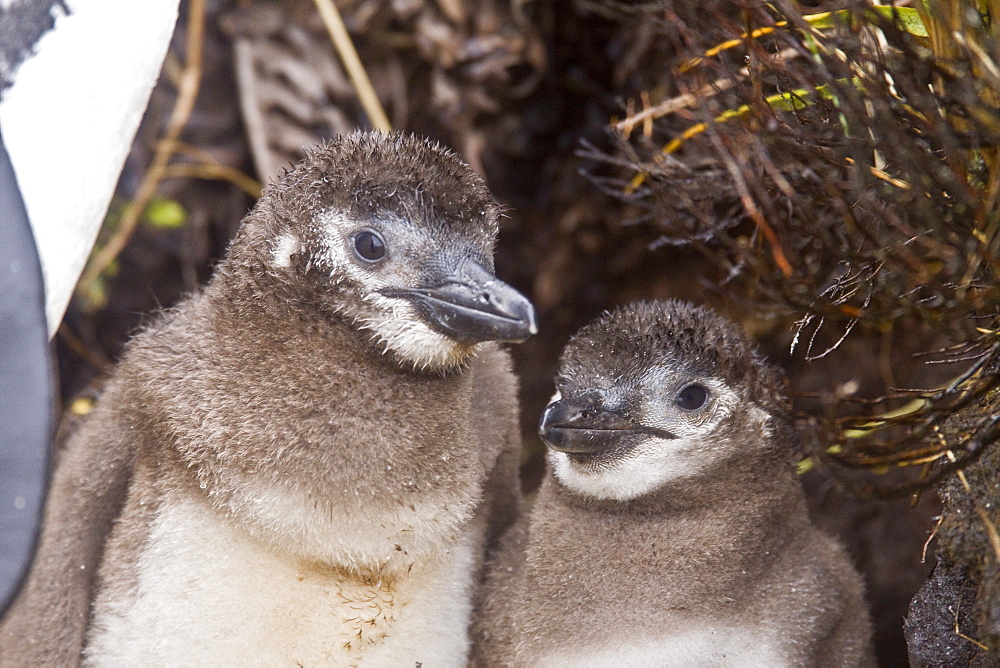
[353,230,386,262]
[675,384,708,411]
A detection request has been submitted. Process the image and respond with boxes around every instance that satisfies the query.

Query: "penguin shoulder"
[468,343,519,463]
[753,527,877,666]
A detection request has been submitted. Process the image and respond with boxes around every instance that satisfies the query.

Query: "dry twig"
[312,0,391,132]
[77,0,207,292]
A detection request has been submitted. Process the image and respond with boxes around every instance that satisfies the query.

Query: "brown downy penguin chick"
[0,132,536,666]
[473,300,874,667]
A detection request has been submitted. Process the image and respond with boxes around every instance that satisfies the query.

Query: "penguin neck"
[554,445,799,517]
[206,253,463,378]
[542,444,808,566]
[527,449,810,624]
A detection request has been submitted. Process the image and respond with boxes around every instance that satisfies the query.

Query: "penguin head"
[238,131,537,371]
[539,300,787,501]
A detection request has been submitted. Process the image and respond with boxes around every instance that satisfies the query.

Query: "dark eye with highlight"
[675,384,708,411]
[354,230,386,262]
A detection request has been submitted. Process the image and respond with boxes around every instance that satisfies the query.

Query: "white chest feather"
[85,497,478,666]
[536,627,786,667]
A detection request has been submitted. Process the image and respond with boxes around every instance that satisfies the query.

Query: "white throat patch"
[357,292,475,372]
[548,435,706,501]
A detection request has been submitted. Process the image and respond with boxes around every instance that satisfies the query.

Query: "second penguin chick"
[474,300,874,667]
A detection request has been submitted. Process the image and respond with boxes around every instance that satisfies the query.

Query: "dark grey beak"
[380,257,537,345]
[539,392,675,454]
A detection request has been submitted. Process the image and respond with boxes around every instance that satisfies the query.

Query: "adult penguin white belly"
[0,0,180,335]
[0,0,177,624]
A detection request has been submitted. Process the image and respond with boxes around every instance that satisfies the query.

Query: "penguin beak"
[539,392,676,454]
[379,257,537,345]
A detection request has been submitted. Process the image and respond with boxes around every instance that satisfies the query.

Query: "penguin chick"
[473,300,874,667]
[0,132,535,666]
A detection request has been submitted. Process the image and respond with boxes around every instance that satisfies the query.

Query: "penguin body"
[1,132,533,666]
[474,300,873,667]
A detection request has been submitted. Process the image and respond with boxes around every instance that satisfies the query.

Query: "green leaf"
[80,274,108,312]
[804,7,928,38]
[874,6,928,37]
[144,196,188,229]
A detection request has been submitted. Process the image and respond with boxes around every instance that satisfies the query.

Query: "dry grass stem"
[232,38,276,180]
[950,605,991,651]
[312,0,391,132]
[56,323,109,371]
[77,0,207,293]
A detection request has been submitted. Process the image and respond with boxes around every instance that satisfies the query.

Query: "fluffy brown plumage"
[0,132,532,665]
[473,300,874,666]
